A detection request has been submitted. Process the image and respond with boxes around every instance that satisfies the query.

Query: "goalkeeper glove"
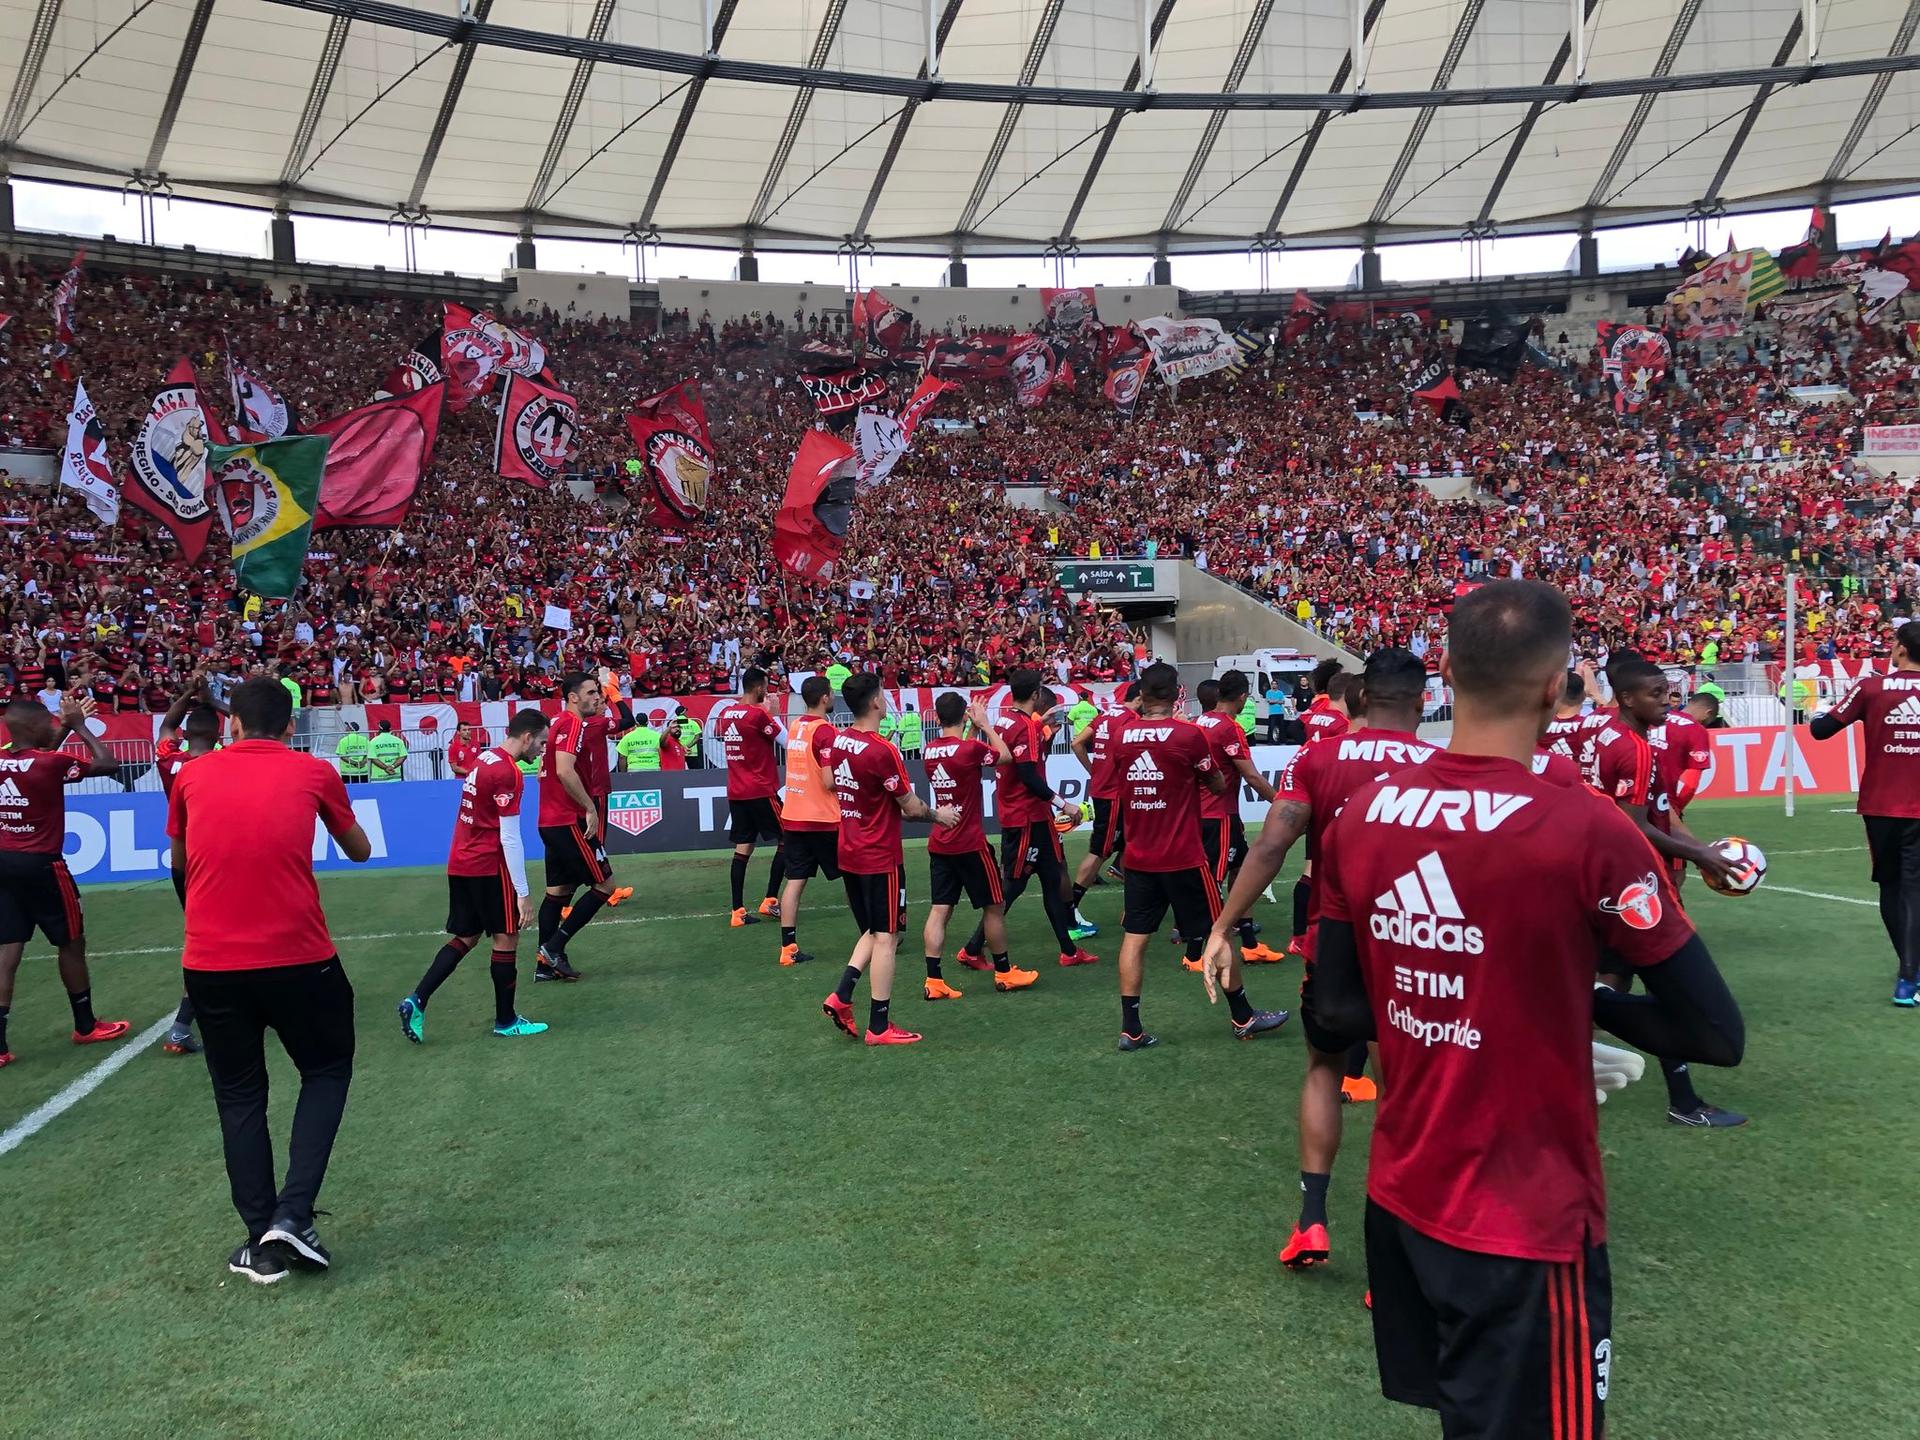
[1592,1040,1646,1106]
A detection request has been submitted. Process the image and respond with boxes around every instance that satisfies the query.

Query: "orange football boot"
[1341,1075,1378,1104]
[992,966,1039,992]
[756,897,780,917]
[1241,942,1285,964]
[1279,1223,1330,1269]
[923,977,964,1001]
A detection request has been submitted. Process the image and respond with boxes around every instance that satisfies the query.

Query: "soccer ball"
[1702,837,1767,896]
[1054,799,1093,835]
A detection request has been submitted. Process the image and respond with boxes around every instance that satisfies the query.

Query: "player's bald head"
[1445,581,1571,709]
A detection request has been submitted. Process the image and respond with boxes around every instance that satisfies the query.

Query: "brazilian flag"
[208,435,330,599]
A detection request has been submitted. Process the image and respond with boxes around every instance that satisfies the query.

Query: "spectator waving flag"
[1103,352,1151,418]
[853,288,914,358]
[1040,286,1098,336]
[774,429,858,583]
[49,249,83,378]
[125,357,215,560]
[625,379,715,531]
[59,379,121,525]
[1225,326,1268,378]
[854,373,951,489]
[441,302,549,410]
[209,435,330,599]
[229,360,295,440]
[308,383,444,529]
[492,372,580,488]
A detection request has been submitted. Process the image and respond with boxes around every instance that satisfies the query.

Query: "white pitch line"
[0,1013,176,1158]
[1769,846,1865,857]
[1763,883,1875,909]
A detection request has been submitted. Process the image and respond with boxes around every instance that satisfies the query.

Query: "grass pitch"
[2,798,1917,1439]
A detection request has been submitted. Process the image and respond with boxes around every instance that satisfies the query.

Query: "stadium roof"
[4,0,1920,255]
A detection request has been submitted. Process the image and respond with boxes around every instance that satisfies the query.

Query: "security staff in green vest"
[1778,674,1816,723]
[617,714,664,770]
[516,751,540,777]
[878,709,898,743]
[896,702,923,756]
[334,722,369,783]
[367,720,408,782]
[1237,693,1258,737]
[824,661,852,696]
[1067,694,1098,741]
[671,707,702,767]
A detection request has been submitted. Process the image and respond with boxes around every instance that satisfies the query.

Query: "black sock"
[0,1003,9,1053]
[1223,985,1254,1024]
[173,995,194,1029]
[781,926,798,947]
[556,888,608,945]
[925,955,943,979]
[538,897,564,946]
[730,853,749,910]
[1185,936,1204,961]
[963,921,986,956]
[765,849,785,901]
[992,951,1010,974]
[1121,994,1142,1036]
[415,937,474,1003]
[171,867,187,907]
[869,998,890,1035]
[1344,1042,1369,1080]
[835,965,860,1004]
[1299,1172,1332,1228]
[1237,918,1259,948]
[1072,883,1087,904]
[1292,876,1310,939]
[68,989,95,1033]
[1660,1057,1702,1112]
[489,953,519,1026]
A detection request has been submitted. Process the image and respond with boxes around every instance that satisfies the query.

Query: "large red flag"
[853,288,914,357]
[124,357,215,561]
[1282,289,1324,345]
[1102,353,1151,418]
[774,430,858,584]
[309,384,444,529]
[625,380,715,530]
[493,372,580,488]
[441,302,548,411]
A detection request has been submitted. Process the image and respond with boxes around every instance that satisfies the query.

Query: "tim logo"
[606,788,663,837]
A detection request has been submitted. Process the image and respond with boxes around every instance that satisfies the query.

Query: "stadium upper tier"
[3,0,1920,253]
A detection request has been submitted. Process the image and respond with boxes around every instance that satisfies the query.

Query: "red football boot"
[1279,1223,1331,1269]
[821,994,857,1038]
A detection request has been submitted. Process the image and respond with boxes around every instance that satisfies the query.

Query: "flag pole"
[1784,568,1797,820]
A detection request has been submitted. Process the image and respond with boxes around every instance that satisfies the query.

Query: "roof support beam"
[1702,15,1804,205]
[638,0,738,228]
[745,0,849,231]
[1158,0,1272,234]
[1268,0,1387,233]
[144,0,220,175]
[281,13,351,188]
[954,0,1066,236]
[523,0,617,212]
[1584,0,1705,211]
[406,0,494,209]
[1059,0,1178,240]
[1826,0,1920,183]
[1477,0,1599,224]
[1,0,66,150]
[854,0,965,237]
[1369,0,1487,225]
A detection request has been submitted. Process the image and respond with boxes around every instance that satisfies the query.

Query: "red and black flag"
[799,367,890,424]
[774,429,859,584]
[124,358,215,560]
[441,302,549,411]
[625,380,715,531]
[1103,353,1151,418]
[1408,358,1471,430]
[493,372,580,488]
[923,333,1035,380]
[379,334,445,399]
[1281,289,1323,345]
[1010,338,1060,408]
[1777,205,1829,280]
[1595,323,1671,414]
[853,288,914,358]
[309,384,445,530]
[1040,286,1099,336]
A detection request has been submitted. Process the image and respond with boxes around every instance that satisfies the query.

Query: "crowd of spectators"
[0,249,1915,713]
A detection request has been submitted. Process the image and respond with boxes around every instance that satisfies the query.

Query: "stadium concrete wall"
[1170,564,1360,667]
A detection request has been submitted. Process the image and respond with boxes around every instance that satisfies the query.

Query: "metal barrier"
[62,729,461,795]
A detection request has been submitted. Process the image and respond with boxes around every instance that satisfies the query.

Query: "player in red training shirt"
[956,671,1095,971]
[562,700,635,920]
[712,667,786,927]
[1069,683,1139,900]
[1590,659,1749,1128]
[534,673,619,981]
[1189,672,1284,973]
[1206,647,1437,1270]
[921,691,1039,997]
[1306,581,1745,1440]
[1287,663,1353,957]
[399,709,551,1043]
[1659,703,1712,816]
[446,722,483,779]
[1109,663,1284,1049]
[0,694,129,1068]
[155,673,224,1056]
[1812,619,1920,1004]
[816,674,960,1046]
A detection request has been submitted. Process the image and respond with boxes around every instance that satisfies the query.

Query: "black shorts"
[0,853,84,947]
[1296,938,1353,1055]
[1865,813,1920,885]
[1003,821,1065,883]
[1122,866,1221,937]
[1089,798,1123,858]
[1366,1199,1610,1440]
[446,868,520,940]
[843,868,906,935]
[729,795,784,845]
[784,827,841,881]
[538,822,612,891]
[929,846,1004,910]
[1199,815,1249,884]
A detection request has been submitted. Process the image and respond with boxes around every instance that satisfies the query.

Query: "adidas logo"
[723,723,741,740]
[0,778,23,805]
[930,763,953,786]
[833,760,855,788]
[1127,751,1163,782]
[1885,695,1920,726]
[1370,852,1484,954]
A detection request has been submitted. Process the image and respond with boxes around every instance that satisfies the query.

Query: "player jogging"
[1111,663,1285,1050]
[776,676,839,967]
[1070,683,1139,900]
[1190,671,1284,971]
[0,695,128,1068]
[1204,647,1435,1269]
[956,670,1096,972]
[922,692,1038,998]
[534,673,618,981]
[1307,580,1745,1440]
[155,673,223,1056]
[1590,658,1749,1128]
[399,709,551,1043]
[713,667,786,927]
[817,674,961,1046]
[1810,619,1920,1004]
[1286,662,1352,959]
